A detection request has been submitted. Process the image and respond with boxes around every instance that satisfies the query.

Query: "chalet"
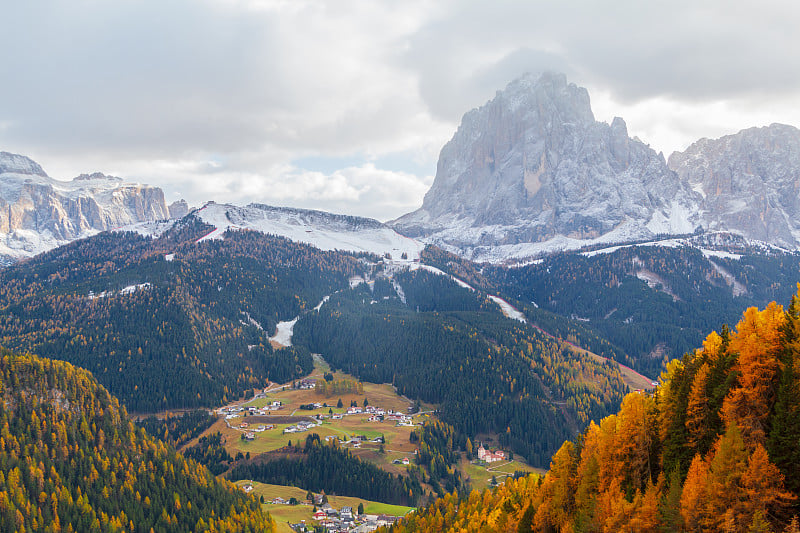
[377,515,399,525]
[271,497,288,505]
[297,379,317,390]
[368,415,380,422]
[401,457,410,465]
[352,441,361,448]
[370,436,384,443]
[477,444,506,463]
[340,507,354,521]
[283,426,298,434]
[242,483,254,493]
[244,432,255,441]
[323,504,338,516]
[312,510,327,521]
[332,413,343,420]
[296,421,315,430]
[385,414,402,422]
[238,422,249,429]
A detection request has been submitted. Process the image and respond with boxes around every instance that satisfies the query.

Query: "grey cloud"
[2,0,800,218]
[404,0,800,122]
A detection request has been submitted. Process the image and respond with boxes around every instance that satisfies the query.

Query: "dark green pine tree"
[768,293,800,501]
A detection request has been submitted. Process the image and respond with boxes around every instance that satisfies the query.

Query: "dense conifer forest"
[0,217,365,411]
[0,347,273,532]
[293,269,627,467]
[136,409,217,448]
[486,245,800,378]
[387,292,800,532]
[229,433,423,506]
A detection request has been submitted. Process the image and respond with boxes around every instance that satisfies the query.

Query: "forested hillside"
[0,216,365,411]
[293,269,627,467]
[229,433,423,506]
[487,245,800,378]
[0,348,273,532]
[388,292,800,532]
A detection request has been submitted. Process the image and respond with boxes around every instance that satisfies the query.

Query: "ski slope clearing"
[269,318,298,348]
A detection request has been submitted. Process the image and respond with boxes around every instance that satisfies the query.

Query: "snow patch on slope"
[194,202,424,260]
[488,295,527,323]
[269,318,298,347]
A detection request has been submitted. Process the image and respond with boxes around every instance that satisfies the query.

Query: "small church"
[477,443,506,463]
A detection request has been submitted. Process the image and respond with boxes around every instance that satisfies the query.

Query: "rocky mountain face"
[393,72,800,262]
[668,124,800,249]
[0,151,173,263]
[392,72,702,261]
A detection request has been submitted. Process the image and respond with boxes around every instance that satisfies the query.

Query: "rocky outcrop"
[168,199,190,219]
[0,152,171,262]
[392,73,701,260]
[668,124,800,249]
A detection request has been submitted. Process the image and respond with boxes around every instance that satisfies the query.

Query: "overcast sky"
[3,0,800,221]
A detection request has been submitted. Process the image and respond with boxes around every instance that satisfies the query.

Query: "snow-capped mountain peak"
[0,151,48,177]
[0,151,174,264]
[392,72,702,262]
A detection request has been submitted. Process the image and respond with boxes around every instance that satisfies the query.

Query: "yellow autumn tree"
[742,443,795,526]
[680,453,709,531]
[533,441,575,532]
[722,302,785,446]
[703,423,749,531]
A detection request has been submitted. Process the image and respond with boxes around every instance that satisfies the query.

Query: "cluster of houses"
[283,420,318,434]
[289,502,402,532]
[351,406,415,426]
[477,443,506,463]
[219,400,283,419]
[240,423,274,441]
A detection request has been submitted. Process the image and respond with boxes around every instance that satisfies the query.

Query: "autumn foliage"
[0,348,274,532]
[387,291,800,532]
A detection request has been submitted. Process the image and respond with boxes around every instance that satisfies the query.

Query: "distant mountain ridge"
[391,72,800,262]
[6,73,800,265]
[188,201,423,260]
[669,123,800,250]
[0,151,177,264]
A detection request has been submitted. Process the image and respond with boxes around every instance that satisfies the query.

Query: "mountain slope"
[486,242,800,378]
[669,123,800,249]
[0,215,365,411]
[0,347,274,532]
[392,72,701,262]
[390,295,800,532]
[293,269,627,467]
[0,151,171,264]
[192,201,423,260]
[392,73,800,263]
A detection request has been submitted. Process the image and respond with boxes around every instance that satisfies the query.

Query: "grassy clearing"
[459,455,543,489]
[233,480,413,532]
[208,356,542,497]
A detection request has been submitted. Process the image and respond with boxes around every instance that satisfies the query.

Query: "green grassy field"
[210,357,543,506]
[459,456,543,489]
[234,480,413,533]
